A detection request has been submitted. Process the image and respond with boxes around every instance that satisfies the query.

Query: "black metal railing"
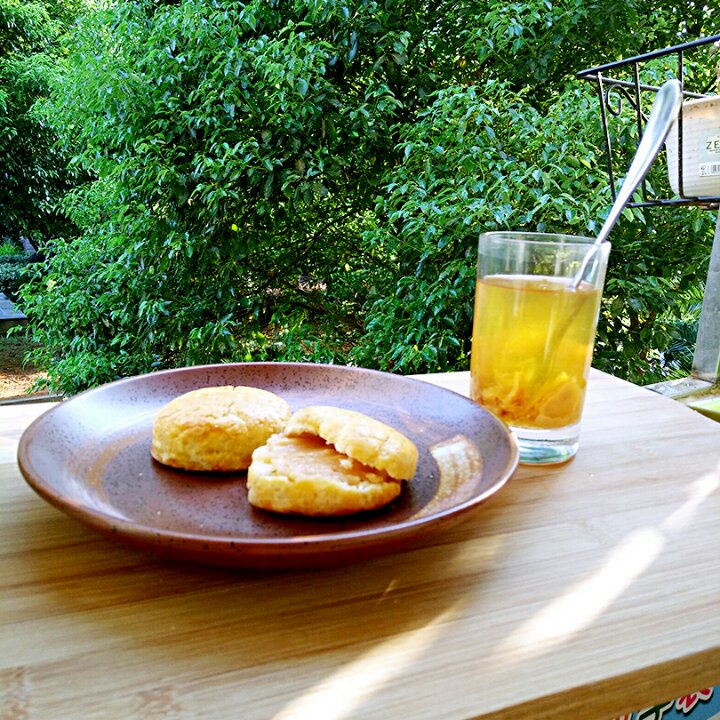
[577,35,720,210]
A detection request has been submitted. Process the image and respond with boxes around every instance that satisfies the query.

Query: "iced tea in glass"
[470,232,609,464]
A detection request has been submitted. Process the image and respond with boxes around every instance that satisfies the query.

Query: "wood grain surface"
[1,370,719,720]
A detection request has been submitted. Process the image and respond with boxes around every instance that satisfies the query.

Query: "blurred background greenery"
[1,0,717,395]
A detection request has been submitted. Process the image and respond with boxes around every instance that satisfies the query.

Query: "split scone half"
[247,405,419,516]
[151,385,292,472]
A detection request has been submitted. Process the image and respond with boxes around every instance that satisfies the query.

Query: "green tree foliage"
[353,83,609,372]
[0,0,84,241]
[18,0,719,394]
[23,0,408,391]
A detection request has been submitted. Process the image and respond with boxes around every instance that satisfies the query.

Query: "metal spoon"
[570,78,683,289]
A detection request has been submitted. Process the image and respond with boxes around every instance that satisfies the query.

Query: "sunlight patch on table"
[496,463,719,665]
[272,605,459,720]
[661,467,719,533]
[497,528,665,661]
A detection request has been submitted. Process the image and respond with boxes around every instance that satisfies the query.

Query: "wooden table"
[1,370,719,720]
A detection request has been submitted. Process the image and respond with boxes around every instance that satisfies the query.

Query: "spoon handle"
[571,78,683,288]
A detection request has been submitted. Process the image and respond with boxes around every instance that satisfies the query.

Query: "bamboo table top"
[1,369,719,720]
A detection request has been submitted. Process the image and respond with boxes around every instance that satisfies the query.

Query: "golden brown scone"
[247,406,418,516]
[285,406,418,480]
[151,385,292,472]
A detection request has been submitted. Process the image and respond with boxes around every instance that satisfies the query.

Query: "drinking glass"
[470,232,610,464]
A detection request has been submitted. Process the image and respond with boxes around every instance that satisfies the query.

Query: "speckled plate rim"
[17,362,519,567]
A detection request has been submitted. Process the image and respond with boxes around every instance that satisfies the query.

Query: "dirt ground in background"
[0,335,49,400]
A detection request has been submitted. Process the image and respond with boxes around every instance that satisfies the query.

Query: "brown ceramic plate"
[18,363,518,569]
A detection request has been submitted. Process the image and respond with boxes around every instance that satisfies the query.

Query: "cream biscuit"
[151,385,292,472]
[247,406,418,516]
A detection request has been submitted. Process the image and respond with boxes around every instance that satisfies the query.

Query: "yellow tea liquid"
[470,274,602,429]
